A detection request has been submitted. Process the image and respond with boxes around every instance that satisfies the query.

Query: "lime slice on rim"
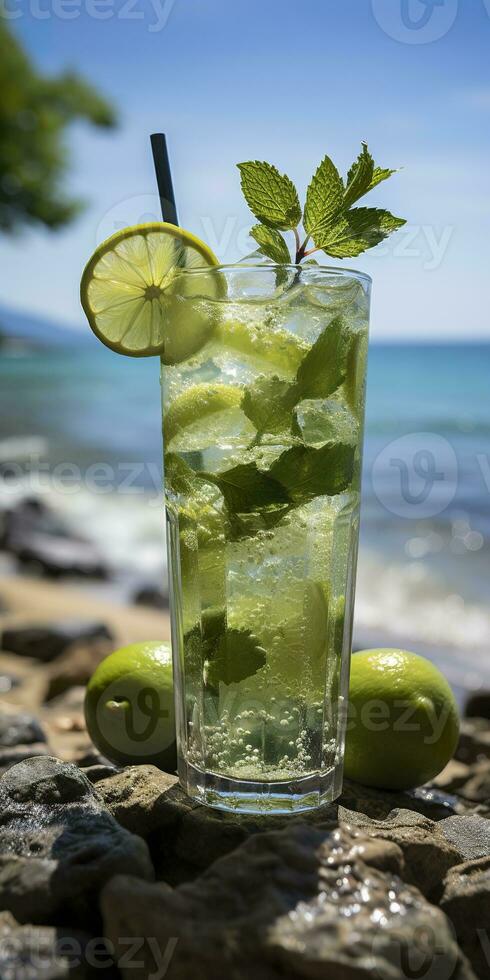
[80,222,222,362]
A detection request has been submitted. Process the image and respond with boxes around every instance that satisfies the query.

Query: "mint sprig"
[238,142,405,264]
[184,607,266,689]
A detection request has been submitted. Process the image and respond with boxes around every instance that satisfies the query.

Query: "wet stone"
[331,805,462,900]
[101,822,475,980]
[0,911,102,979]
[0,756,154,927]
[339,776,460,821]
[441,856,490,980]
[439,814,490,861]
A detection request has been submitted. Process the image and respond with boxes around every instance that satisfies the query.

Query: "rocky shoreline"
[1,575,489,979]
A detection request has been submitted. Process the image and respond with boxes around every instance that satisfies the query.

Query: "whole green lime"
[84,641,176,772]
[344,648,459,790]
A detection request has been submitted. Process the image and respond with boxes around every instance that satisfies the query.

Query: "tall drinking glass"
[161,264,371,813]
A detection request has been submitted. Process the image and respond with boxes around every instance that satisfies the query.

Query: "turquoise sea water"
[1,340,489,692]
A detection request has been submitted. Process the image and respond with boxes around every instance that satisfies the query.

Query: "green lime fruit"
[344,648,459,790]
[80,222,222,361]
[84,641,176,771]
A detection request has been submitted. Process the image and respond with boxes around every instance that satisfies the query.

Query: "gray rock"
[441,856,490,979]
[456,718,490,764]
[432,757,490,807]
[0,709,49,774]
[1,499,108,579]
[0,756,154,926]
[459,761,490,804]
[95,765,179,836]
[0,710,46,747]
[0,742,50,775]
[102,822,475,980]
[132,585,168,610]
[1,621,113,662]
[439,814,490,861]
[331,805,462,901]
[93,765,463,893]
[432,759,473,793]
[45,637,113,700]
[340,776,460,820]
[81,763,119,783]
[0,911,105,979]
[465,692,490,720]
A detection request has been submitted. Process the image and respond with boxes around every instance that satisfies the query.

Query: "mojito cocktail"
[80,137,403,812]
[162,264,371,812]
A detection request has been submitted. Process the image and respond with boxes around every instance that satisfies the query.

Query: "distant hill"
[0,304,91,347]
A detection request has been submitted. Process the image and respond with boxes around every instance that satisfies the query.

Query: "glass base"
[180,762,343,815]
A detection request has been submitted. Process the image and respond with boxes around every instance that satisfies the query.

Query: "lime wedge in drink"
[80,222,222,362]
[164,383,246,446]
[213,319,308,377]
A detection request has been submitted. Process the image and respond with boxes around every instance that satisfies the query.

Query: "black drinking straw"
[150,133,178,226]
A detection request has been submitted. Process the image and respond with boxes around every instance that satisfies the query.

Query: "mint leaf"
[296,315,348,398]
[369,166,398,192]
[238,161,301,230]
[164,452,197,495]
[269,441,355,504]
[184,609,267,688]
[204,628,266,688]
[316,207,406,258]
[303,155,344,244]
[242,375,298,437]
[250,224,291,264]
[201,462,290,514]
[345,144,399,207]
[344,142,374,208]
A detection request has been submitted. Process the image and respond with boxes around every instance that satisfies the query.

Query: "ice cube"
[293,398,359,448]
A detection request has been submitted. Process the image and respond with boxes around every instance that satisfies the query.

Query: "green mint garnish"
[303,155,344,246]
[238,161,301,231]
[314,207,404,259]
[250,224,291,265]
[238,142,405,264]
[344,143,397,207]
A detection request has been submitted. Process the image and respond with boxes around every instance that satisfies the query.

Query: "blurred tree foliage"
[0,21,116,233]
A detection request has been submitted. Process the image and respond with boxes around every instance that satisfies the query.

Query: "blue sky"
[1,0,490,339]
